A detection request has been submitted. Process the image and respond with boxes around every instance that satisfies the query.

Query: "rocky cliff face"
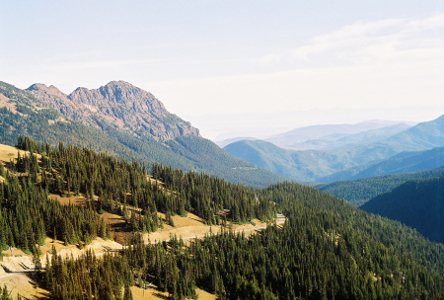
[27,83,94,126]
[27,81,200,141]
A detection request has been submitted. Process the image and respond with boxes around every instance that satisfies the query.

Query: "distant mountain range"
[224,114,444,182]
[321,146,444,182]
[360,176,444,244]
[264,121,413,150]
[0,81,287,187]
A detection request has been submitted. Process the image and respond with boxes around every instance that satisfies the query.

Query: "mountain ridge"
[265,120,413,150]
[0,80,287,187]
[27,80,201,142]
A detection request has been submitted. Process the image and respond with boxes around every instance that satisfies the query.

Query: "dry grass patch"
[0,94,17,113]
[145,212,207,243]
[1,247,27,257]
[0,144,31,163]
[147,175,165,186]
[48,194,88,206]
[131,285,216,300]
[0,255,50,299]
[145,212,275,243]
[38,237,123,262]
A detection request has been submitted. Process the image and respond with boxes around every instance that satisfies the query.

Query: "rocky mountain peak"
[105,80,134,88]
[27,83,49,91]
[27,81,200,141]
[27,83,68,99]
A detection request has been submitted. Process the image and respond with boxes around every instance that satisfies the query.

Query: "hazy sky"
[1,1,443,140]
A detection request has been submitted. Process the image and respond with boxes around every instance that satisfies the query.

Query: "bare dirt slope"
[0,256,49,299]
[0,238,123,299]
[145,212,285,243]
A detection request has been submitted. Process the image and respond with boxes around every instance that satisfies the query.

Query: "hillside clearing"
[0,144,38,163]
[1,212,284,299]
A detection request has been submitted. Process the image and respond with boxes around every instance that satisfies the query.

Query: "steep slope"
[0,81,286,187]
[317,165,444,206]
[27,81,200,141]
[360,176,444,244]
[26,83,93,126]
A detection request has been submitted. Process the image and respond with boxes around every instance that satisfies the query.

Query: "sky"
[1,1,444,140]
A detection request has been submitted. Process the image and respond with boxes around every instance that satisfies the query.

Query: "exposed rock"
[27,81,200,141]
[27,83,95,127]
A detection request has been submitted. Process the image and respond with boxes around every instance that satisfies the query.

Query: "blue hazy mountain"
[224,114,444,182]
[264,121,412,150]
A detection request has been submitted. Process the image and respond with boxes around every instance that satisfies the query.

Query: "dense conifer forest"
[361,176,444,244]
[317,166,444,206]
[1,136,444,299]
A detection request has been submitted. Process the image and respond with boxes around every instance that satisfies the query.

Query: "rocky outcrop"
[27,83,94,126]
[27,81,200,141]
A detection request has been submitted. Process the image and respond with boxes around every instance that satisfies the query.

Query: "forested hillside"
[223,139,350,181]
[0,81,286,187]
[317,166,444,206]
[361,176,444,244]
[1,137,444,299]
[0,136,277,253]
[42,181,444,300]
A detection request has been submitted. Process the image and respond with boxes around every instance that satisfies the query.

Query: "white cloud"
[292,13,444,64]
